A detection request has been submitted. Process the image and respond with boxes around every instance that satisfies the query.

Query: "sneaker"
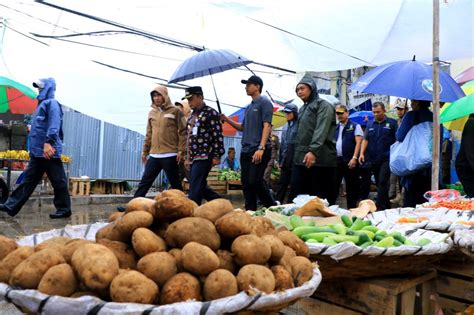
[116,206,126,212]
[49,211,72,219]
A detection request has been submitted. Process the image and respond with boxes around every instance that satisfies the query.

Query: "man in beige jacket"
[135,85,186,197]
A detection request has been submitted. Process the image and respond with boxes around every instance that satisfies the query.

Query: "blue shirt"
[364,117,397,163]
[221,156,240,171]
[241,95,273,153]
[279,120,297,167]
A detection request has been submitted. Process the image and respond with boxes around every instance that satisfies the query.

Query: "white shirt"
[336,122,363,157]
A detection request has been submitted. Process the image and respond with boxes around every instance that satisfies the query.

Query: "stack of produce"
[217,169,240,181]
[290,215,434,248]
[0,150,30,160]
[425,199,474,210]
[0,191,316,307]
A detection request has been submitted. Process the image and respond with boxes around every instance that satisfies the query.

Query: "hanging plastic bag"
[390,121,433,176]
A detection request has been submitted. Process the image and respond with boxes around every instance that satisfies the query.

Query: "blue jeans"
[188,159,220,205]
[134,156,182,197]
[4,157,71,216]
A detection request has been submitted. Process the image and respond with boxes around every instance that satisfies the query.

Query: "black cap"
[182,86,203,100]
[241,75,263,87]
[282,103,298,114]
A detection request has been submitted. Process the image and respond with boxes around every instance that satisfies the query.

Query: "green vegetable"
[374,236,394,248]
[360,241,373,249]
[341,215,353,228]
[393,239,403,247]
[361,225,379,233]
[351,218,370,231]
[355,230,375,240]
[290,215,306,229]
[330,223,347,235]
[322,237,338,245]
[357,233,371,245]
[389,232,406,244]
[305,239,320,243]
[301,232,338,242]
[416,239,431,246]
[327,234,360,244]
[404,239,415,246]
[293,226,337,238]
[352,216,358,223]
[375,230,387,237]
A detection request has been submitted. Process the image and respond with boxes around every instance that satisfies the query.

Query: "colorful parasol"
[440,80,474,131]
[0,76,38,114]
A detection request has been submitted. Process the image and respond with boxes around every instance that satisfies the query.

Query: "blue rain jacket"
[29,78,63,158]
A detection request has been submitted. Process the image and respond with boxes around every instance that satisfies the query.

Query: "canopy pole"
[208,71,222,113]
[432,0,440,191]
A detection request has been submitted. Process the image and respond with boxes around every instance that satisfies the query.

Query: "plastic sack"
[423,189,461,203]
[389,121,433,176]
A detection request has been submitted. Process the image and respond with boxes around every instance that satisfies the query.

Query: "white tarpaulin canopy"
[1,0,472,134]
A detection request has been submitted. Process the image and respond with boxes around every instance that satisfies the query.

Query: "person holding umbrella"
[0,78,71,219]
[455,114,474,197]
[359,102,397,210]
[184,86,225,205]
[221,75,276,210]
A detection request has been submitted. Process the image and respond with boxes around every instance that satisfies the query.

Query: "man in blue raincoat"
[0,78,71,219]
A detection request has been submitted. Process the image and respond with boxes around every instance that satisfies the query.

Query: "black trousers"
[134,156,182,198]
[360,160,391,210]
[4,157,71,216]
[188,158,220,205]
[289,165,337,205]
[276,166,292,204]
[402,170,431,207]
[240,150,276,210]
[335,157,360,209]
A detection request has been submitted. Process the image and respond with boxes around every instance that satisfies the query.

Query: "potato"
[271,265,294,291]
[150,222,169,238]
[35,236,70,252]
[160,272,202,305]
[95,222,128,242]
[216,250,236,274]
[97,239,138,270]
[165,217,220,250]
[250,216,277,237]
[108,211,124,222]
[236,264,275,294]
[182,242,220,276]
[38,263,77,297]
[125,197,156,217]
[193,199,234,223]
[215,210,252,239]
[137,252,177,287]
[0,236,18,260]
[110,270,159,304]
[154,189,186,201]
[261,235,285,262]
[71,244,119,290]
[168,248,184,272]
[114,211,154,237]
[278,231,309,257]
[10,248,65,289]
[277,246,297,272]
[231,234,271,266]
[62,239,93,263]
[203,269,238,301]
[0,246,34,283]
[289,256,313,286]
[132,228,167,257]
[153,197,198,221]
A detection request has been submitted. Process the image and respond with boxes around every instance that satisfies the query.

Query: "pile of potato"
[0,190,314,306]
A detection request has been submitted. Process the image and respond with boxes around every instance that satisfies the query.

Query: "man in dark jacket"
[0,78,71,219]
[288,73,337,204]
[276,103,298,204]
[334,104,363,209]
[455,114,474,197]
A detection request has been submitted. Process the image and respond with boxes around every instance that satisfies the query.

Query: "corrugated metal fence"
[61,109,241,188]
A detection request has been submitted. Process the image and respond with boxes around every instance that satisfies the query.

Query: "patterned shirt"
[186,104,225,162]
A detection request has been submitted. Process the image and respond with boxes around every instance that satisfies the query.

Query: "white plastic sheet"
[2,224,323,315]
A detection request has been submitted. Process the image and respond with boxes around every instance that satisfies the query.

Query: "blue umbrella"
[169,49,252,112]
[350,58,465,102]
[349,111,374,126]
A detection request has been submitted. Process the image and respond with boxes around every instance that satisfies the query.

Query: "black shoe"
[0,204,15,217]
[116,206,126,212]
[49,211,72,219]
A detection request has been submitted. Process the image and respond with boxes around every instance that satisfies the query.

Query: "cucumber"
[293,226,337,238]
[361,225,379,233]
[357,233,371,245]
[416,239,431,246]
[301,232,338,242]
[404,239,415,246]
[388,231,406,244]
[393,239,403,247]
[375,234,385,242]
[290,215,306,229]
[360,241,373,249]
[355,230,375,240]
[351,218,368,230]
[375,230,387,237]
[374,236,394,248]
[328,234,360,244]
[341,215,353,228]
[352,216,358,223]
[331,223,347,235]
[322,237,338,245]
[305,239,320,243]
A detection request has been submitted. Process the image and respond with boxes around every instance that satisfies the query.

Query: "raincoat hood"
[297,73,319,103]
[36,78,56,102]
[150,85,173,110]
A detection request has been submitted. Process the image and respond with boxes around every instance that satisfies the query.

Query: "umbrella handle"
[209,72,222,113]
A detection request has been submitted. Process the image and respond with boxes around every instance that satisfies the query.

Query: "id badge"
[192,126,198,136]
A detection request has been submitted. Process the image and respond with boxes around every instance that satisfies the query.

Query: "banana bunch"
[61,154,72,164]
[0,150,30,160]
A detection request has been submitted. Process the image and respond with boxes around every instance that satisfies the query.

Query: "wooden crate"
[69,177,91,196]
[307,271,437,315]
[91,180,125,195]
[435,251,474,315]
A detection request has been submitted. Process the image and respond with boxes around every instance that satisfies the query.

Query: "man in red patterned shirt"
[184,86,225,205]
